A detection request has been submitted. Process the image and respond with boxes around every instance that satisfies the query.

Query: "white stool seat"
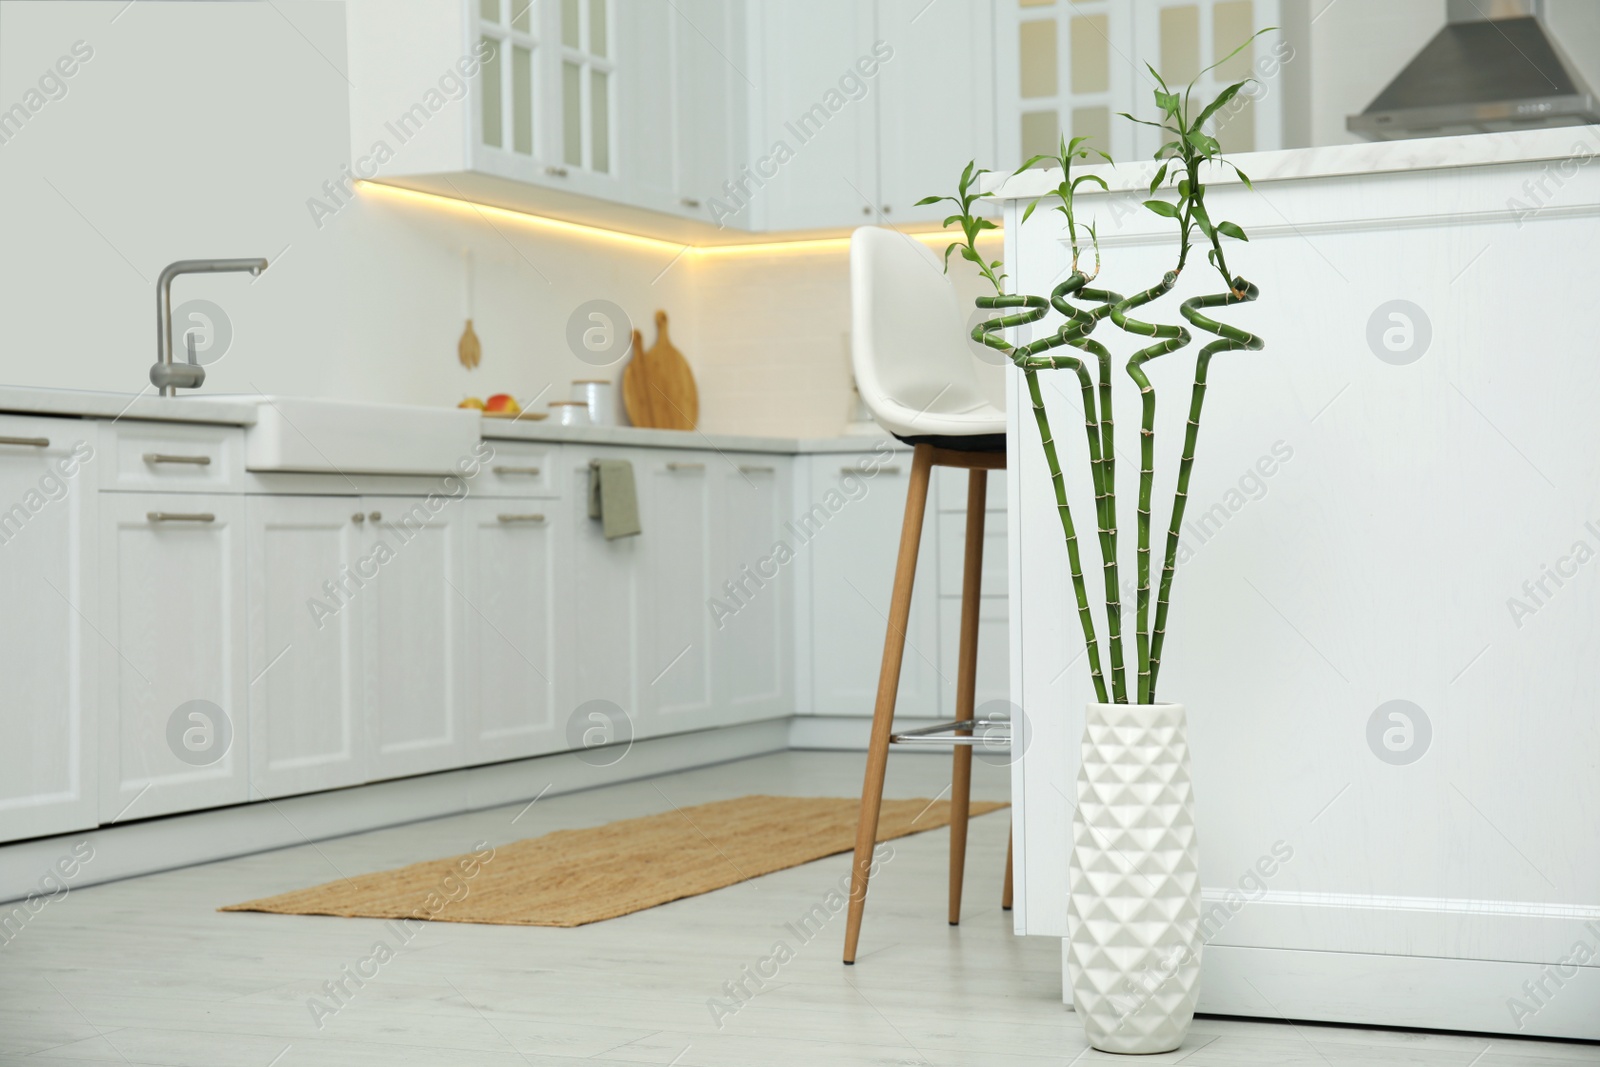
[850,226,1006,439]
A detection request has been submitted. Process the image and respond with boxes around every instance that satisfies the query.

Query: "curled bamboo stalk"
[975,293,1110,704]
[1111,272,1190,705]
[1147,278,1263,699]
[1075,281,1128,703]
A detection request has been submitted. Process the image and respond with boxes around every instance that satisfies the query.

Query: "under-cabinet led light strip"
[355,180,999,256]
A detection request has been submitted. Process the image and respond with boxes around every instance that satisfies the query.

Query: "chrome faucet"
[151,258,268,396]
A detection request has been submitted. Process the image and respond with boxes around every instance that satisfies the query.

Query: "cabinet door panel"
[99,493,247,822]
[566,457,642,733]
[807,456,939,717]
[639,454,715,730]
[0,419,97,841]
[466,498,560,762]
[875,0,996,224]
[711,459,791,722]
[749,0,879,230]
[362,498,467,781]
[247,496,367,799]
[670,0,748,224]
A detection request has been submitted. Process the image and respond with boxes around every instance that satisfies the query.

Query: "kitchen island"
[991,126,1600,1038]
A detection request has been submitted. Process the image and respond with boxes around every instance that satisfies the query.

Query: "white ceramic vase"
[1066,701,1202,1054]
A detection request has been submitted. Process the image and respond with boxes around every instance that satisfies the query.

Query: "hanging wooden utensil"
[643,310,698,430]
[457,249,481,369]
[620,328,653,428]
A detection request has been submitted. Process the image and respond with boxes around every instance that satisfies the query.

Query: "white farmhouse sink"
[243,396,482,475]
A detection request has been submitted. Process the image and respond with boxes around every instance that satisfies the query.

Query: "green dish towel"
[587,458,641,540]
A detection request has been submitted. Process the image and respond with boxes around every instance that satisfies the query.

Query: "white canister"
[549,400,591,427]
[572,379,615,426]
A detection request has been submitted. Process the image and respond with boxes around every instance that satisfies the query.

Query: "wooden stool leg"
[844,444,934,964]
[1002,822,1014,910]
[948,469,987,925]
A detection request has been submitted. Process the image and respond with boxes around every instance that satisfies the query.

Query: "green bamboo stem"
[1110,271,1190,705]
[1076,282,1127,702]
[1146,277,1262,699]
[975,293,1109,704]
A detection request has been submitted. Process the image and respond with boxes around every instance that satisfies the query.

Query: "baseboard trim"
[1061,940,1600,1040]
[0,718,790,906]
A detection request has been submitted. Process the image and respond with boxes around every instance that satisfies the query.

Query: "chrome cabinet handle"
[493,465,542,476]
[144,452,212,466]
[148,511,215,523]
[843,464,901,474]
[738,464,775,474]
[666,462,705,471]
[0,435,49,448]
[497,513,546,524]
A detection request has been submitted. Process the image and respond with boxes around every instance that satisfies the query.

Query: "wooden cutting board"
[620,313,698,430]
[641,310,698,430]
[620,328,654,429]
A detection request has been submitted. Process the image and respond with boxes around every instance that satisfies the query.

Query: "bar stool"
[843,226,1013,965]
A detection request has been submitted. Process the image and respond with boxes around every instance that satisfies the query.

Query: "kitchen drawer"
[476,442,557,498]
[101,421,245,493]
[937,508,1008,597]
[936,466,1006,512]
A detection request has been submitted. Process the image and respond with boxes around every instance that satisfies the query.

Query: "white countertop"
[482,417,901,455]
[0,385,262,425]
[984,125,1600,200]
[0,385,899,456]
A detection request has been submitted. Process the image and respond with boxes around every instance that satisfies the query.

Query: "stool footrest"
[889,718,1010,748]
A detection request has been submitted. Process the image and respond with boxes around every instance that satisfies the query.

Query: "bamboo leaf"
[1143,199,1180,218]
[942,213,964,228]
[1155,89,1180,115]
[915,195,947,207]
[1185,129,1220,155]
[1021,200,1039,225]
[1217,220,1248,241]
[1073,173,1109,192]
[1144,62,1170,91]
[1230,163,1253,189]
[1195,81,1248,130]
[1191,198,1215,238]
[1195,27,1275,84]
[1013,154,1055,175]
[1148,163,1169,194]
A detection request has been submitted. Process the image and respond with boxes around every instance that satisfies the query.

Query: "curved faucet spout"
[153,258,270,397]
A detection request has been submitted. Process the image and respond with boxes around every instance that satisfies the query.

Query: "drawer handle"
[493,465,542,476]
[352,513,365,524]
[681,196,702,208]
[148,511,215,523]
[666,462,704,471]
[545,165,569,178]
[0,435,49,448]
[739,464,775,474]
[497,513,546,524]
[844,464,901,474]
[369,511,382,522]
[144,453,212,466]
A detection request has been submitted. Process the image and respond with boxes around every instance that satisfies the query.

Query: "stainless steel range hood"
[1348,0,1599,140]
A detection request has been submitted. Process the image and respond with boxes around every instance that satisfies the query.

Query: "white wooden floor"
[2,750,1596,1066]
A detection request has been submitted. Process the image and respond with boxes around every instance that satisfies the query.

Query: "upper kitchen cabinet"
[346,0,751,239]
[994,0,1283,169]
[745,0,997,231]
[874,0,997,226]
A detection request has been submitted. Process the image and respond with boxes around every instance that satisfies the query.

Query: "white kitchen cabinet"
[874,0,997,224]
[710,456,792,724]
[806,454,940,718]
[565,453,644,732]
[637,451,716,733]
[0,418,98,843]
[245,496,368,799]
[669,0,750,224]
[463,496,561,763]
[98,493,248,823]
[360,496,470,781]
[347,0,751,236]
[747,0,881,231]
